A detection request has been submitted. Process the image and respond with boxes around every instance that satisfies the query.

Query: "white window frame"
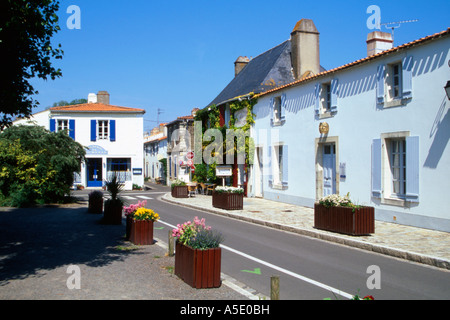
[273,96,282,124]
[57,119,69,132]
[386,61,402,102]
[98,120,109,140]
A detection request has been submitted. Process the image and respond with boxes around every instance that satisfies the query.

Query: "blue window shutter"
[402,56,413,100]
[372,139,382,197]
[314,83,321,115]
[330,78,339,113]
[69,120,75,140]
[282,145,289,187]
[50,119,56,132]
[376,64,385,105]
[280,94,287,121]
[406,136,420,202]
[269,97,274,125]
[268,146,273,186]
[91,120,97,142]
[110,120,116,141]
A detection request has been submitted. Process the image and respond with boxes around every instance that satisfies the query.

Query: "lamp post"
[445,81,450,100]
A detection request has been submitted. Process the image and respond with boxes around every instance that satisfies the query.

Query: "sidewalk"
[161,193,450,270]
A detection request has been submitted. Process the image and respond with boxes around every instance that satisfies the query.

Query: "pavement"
[161,192,450,271]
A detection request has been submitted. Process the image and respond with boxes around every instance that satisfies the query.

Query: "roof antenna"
[157,108,164,126]
[381,19,419,44]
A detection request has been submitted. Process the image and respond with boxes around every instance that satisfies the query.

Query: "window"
[98,120,109,140]
[321,83,331,113]
[270,94,286,126]
[107,158,131,182]
[57,120,69,132]
[388,138,406,198]
[273,97,282,123]
[386,62,402,101]
[315,79,338,117]
[269,144,288,189]
[372,134,419,204]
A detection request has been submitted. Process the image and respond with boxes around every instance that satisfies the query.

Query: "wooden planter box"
[103,201,123,225]
[212,192,244,210]
[175,242,222,289]
[171,186,189,198]
[88,198,103,214]
[314,203,375,236]
[129,220,154,245]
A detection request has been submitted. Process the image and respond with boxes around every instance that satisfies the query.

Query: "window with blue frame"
[107,158,131,182]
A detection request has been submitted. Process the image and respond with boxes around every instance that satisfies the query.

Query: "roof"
[257,28,450,98]
[50,103,146,114]
[208,40,296,107]
[165,115,194,127]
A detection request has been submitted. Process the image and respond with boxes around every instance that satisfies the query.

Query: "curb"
[161,194,450,271]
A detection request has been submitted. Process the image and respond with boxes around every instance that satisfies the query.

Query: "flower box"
[171,186,189,198]
[103,200,123,225]
[88,191,103,214]
[174,242,222,289]
[212,191,244,210]
[314,203,375,236]
[129,220,154,245]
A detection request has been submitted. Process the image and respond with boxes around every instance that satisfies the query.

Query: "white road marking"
[157,220,353,300]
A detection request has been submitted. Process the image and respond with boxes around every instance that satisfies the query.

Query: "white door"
[323,144,336,196]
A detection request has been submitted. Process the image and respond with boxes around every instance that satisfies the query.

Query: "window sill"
[380,196,417,207]
[269,181,288,190]
[271,119,286,127]
[318,111,334,119]
[383,97,411,109]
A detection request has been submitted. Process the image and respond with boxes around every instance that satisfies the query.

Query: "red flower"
[363,295,375,300]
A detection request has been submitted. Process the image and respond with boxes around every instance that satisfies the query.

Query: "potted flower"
[88,190,103,214]
[123,200,147,240]
[172,217,223,289]
[212,186,244,210]
[128,207,159,245]
[103,174,124,225]
[171,179,188,198]
[314,193,375,236]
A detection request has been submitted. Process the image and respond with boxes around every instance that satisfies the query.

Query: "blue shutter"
[268,146,273,186]
[402,56,413,100]
[280,94,287,122]
[282,145,289,187]
[50,119,56,132]
[314,83,321,115]
[110,120,116,141]
[376,64,385,105]
[330,78,339,113]
[372,139,382,197]
[269,97,274,126]
[91,120,97,142]
[406,136,420,202]
[69,120,75,140]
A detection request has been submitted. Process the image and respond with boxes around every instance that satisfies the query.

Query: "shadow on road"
[0,206,139,286]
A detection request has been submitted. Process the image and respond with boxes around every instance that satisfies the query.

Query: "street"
[78,185,450,300]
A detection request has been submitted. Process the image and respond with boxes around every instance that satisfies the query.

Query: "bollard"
[271,276,280,300]
[168,230,175,257]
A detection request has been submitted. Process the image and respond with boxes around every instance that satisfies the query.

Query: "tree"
[0,0,63,129]
[0,125,86,206]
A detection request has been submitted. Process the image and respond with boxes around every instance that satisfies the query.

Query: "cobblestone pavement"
[162,193,450,270]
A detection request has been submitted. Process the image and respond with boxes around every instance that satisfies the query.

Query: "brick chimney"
[367,31,393,56]
[97,91,110,105]
[234,56,250,77]
[290,19,320,80]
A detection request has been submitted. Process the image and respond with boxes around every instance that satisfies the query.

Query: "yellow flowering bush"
[133,207,160,222]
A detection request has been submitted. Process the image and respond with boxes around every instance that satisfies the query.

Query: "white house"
[249,23,450,232]
[144,124,168,183]
[14,91,146,190]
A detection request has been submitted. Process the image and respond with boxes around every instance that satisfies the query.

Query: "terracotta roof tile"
[50,103,145,113]
[257,28,450,98]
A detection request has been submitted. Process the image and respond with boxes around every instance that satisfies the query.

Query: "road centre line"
[158,220,353,300]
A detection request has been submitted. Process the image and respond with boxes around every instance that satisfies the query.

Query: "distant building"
[14,91,145,190]
[144,123,167,184]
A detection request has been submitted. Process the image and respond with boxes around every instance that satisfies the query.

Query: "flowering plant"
[215,186,244,194]
[132,207,159,222]
[318,193,363,209]
[123,200,147,217]
[172,217,223,250]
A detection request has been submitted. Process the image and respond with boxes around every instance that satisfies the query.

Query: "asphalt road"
[94,184,450,300]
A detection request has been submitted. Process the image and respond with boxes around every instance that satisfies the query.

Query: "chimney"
[97,91,110,105]
[367,31,393,56]
[290,19,320,80]
[88,93,97,103]
[234,56,250,77]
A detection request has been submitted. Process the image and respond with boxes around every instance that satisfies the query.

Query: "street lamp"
[445,81,450,100]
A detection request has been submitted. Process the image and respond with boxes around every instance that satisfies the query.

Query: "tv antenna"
[157,108,164,126]
[381,19,419,43]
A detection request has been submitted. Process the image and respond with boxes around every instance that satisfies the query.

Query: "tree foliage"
[0,125,86,207]
[0,0,63,129]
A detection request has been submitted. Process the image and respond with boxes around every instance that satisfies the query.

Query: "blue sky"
[30,0,449,132]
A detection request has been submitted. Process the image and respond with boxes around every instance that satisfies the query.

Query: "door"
[87,158,103,188]
[323,144,336,196]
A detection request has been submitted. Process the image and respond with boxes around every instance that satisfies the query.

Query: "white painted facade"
[13,94,145,191]
[144,128,167,183]
[249,31,450,232]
